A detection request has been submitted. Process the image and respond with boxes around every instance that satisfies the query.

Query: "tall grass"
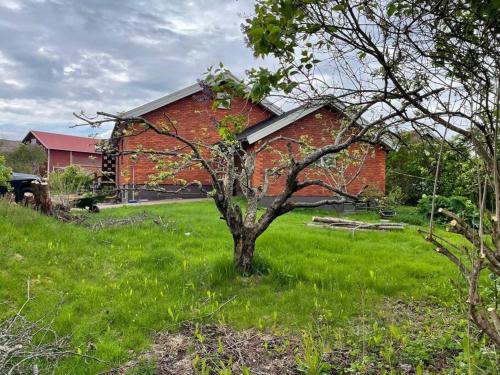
[0,201,458,373]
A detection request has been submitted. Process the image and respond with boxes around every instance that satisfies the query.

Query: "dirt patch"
[106,299,489,374]
[112,323,302,375]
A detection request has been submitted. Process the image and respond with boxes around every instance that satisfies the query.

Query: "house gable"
[117,89,275,187]
[239,103,394,151]
[248,106,387,196]
[123,74,282,119]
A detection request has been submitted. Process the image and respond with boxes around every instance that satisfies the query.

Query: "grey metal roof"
[123,73,283,118]
[237,105,322,144]
[11,172,40,181]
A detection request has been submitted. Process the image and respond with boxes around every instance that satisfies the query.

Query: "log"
[310,216,404,231]
[312,216,365,225]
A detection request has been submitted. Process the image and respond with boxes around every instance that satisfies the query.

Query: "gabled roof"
[238,103,395,150]
[23,131,101,154]
[238,105,322,144]
[122,72,283,118]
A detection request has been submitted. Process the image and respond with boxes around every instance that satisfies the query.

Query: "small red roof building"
[22,130,102,174]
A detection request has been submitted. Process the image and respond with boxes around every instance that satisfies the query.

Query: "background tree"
[5,144,47,175]
[243,0,499,345]
[387,132,476,204]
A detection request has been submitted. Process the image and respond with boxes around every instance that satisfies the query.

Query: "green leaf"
[387,2,397,17]
[332,3,346,11]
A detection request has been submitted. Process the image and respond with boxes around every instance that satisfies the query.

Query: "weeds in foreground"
[1,201,495,373]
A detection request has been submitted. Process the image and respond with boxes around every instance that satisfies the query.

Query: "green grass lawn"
[0,201,468,373]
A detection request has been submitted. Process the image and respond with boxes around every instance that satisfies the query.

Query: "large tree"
[243,0,499,345]
[0,154,12,189]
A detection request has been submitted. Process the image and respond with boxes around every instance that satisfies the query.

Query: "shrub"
[381,186,406,209]
[417,195,479,225]
[360,186,384,206]
[0,154,13,189]
[49,165,93,195]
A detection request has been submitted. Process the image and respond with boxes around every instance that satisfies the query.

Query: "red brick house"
[238,105,387,201]
[115,78,389,202]
[22,130,102,174]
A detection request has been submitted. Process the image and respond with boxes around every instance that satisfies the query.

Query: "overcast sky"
[0,0,275,140]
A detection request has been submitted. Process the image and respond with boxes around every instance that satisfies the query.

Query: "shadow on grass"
[206,254,312,289]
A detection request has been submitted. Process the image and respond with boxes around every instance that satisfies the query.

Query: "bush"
[0,154,13,189]
[417,195,478,225]
[49,165,93,195]
[381,186,406,209]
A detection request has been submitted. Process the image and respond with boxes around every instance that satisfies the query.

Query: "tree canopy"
[387,132,476,204]
[5,143,47,175]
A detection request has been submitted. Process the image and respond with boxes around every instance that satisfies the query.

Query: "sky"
[0,0,274,140]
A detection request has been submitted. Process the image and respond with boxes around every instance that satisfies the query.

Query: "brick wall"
[249,107,386,197]
[117,94,274,186]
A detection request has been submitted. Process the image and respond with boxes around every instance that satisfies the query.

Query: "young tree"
[243,0,499,345]
[75,68,402,274]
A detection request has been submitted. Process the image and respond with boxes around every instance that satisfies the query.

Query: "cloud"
[0,0,273,140]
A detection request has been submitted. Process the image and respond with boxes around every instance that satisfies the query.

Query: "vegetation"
[2,200,496,373]
[387,133,476,204]
[0,154,12,189]
[49,165,93,195]
[244,0,500,347]
[4,143,47,175]
[417,195,479,225]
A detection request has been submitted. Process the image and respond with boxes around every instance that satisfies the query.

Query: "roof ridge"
[31,130,102,140]
[123,71,283,118]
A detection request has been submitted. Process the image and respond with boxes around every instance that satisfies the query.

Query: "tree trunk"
[233,233,256,275]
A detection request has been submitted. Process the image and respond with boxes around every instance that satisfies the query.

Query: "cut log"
[312,216,365,225]
[310,216,404,231]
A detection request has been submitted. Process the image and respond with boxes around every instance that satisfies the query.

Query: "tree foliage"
[49,165,93,195]
[387,132,476,204]
[5,143,47,175]
[0,154,12,189]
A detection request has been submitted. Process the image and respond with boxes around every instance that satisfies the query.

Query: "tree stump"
[31,180,52,215]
